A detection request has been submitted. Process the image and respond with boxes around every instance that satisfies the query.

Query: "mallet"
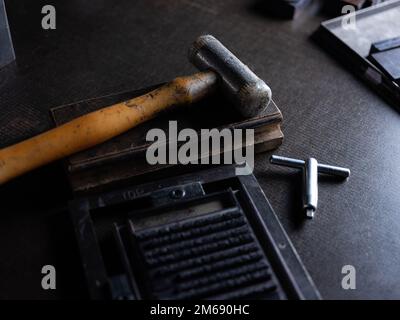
[0,35,272,185]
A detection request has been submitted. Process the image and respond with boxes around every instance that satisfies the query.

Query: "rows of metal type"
[134,208,283,300]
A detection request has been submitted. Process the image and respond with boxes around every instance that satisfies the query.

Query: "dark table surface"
[0,0,399,300]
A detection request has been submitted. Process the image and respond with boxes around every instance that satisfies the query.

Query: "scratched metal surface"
[0,0,399,299]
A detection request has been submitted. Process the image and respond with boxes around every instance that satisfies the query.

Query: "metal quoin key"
[269,155,350,219]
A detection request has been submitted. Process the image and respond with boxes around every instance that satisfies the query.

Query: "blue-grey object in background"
[0,0,15,69]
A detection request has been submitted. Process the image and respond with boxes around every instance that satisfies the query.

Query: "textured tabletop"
[0,0,399,299]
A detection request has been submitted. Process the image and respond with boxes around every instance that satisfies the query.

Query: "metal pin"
[304,158,318,218]
[270,155,350,219]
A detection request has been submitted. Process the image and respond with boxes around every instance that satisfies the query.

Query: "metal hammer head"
[188,35,272,118]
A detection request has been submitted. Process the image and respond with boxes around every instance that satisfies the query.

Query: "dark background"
[0,0,399,299]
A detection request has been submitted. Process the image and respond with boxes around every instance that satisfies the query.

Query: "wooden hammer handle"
[0,71,217,184]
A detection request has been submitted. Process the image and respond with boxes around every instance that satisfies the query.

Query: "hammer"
[0,35,272,185]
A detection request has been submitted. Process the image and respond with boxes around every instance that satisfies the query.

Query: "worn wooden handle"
[0,71,218,184]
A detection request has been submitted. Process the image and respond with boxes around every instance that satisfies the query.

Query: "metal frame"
[69,165,321,300]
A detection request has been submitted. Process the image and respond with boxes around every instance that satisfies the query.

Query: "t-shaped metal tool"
[270,155,350,219]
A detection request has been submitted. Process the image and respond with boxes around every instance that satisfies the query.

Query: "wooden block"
[51,85,284,194]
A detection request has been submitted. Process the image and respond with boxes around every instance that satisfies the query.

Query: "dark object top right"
[313,0,400,111]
